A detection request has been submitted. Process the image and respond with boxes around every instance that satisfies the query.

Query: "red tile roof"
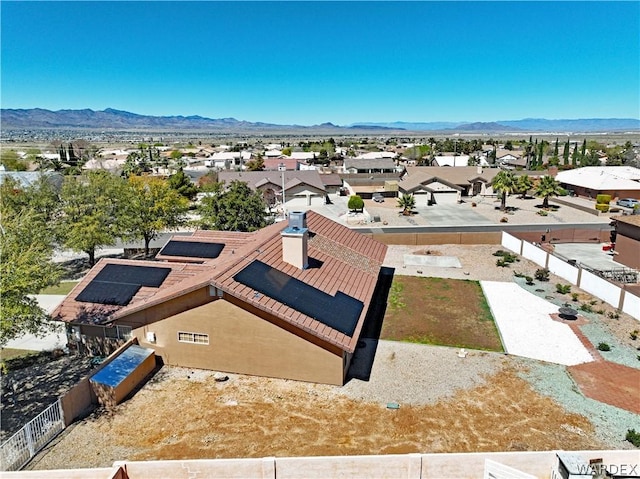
[53,211,387,353]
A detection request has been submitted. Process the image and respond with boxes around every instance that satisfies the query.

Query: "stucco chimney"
[281,211,308,269]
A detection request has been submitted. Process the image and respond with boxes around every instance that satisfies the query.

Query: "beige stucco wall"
[133,299,345,385]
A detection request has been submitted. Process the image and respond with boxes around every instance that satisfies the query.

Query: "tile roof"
[53,211,387,353]
[218,170,326,192]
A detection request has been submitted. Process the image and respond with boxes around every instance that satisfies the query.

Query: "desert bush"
[556,283,571,294]
[596,194,611,204]
[630,330,639,340]
[534,268,550,281]
[626,429,640,447]
[571,293,579,302]
[537,210,548,216]
[595,204,610,213]
[607,311,620,320]
[580,303,594,313]
[597,342,611,351]
[525,276,534,285]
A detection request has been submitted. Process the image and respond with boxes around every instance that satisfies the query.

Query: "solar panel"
[94,264,171,288]
[76,281,141,306]
[233,260,363,337]
[159,240,225,259]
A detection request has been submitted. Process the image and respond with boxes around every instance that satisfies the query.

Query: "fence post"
[25,423,34,458]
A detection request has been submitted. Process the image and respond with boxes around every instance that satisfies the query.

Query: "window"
[178,331,209,345]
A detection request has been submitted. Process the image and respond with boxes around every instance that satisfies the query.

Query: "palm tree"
[397,194,416,215]
[535,175,563,208]
[516,174,533,199]
[492,170,517,211]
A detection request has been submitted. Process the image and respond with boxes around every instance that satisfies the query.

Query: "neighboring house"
[431,154,471,167]
[263,158,301,171]
[53,211,388,385]
[218,170,329,208]
[205,151,252,169]
[290,152,317,162]
[613,215,640,269]
[343,158,398,174]
[555,166,640,200]
[354,151,396,161]
[400,166,504,200]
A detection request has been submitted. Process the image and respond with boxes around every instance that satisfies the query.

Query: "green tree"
[553,138,559,157]
[571,143,580,166]
[562,140,570,165]
[198,181,267,232]
[282,147,292,156]
[245,154,265,171]
[516,174,533,199]
[397,194,416,215]
[58,171,127,266]
[167,167,197,199]
[122,175,189,256]
[492,170,517,211]
[504,140,513,151]
[535,175,564,208]
[347,195,364,212]
[0,211,62,345]
[0,150,27,171]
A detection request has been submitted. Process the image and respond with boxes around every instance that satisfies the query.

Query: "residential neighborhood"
[1,128,640,478]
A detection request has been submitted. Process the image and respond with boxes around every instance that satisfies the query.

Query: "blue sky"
[1,1,639,125]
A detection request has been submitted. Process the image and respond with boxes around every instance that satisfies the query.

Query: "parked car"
[372,193,385,203]
[616,198,640,208]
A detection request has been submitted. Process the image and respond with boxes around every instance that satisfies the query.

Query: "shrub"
[525,276,534,285]
[630,330,639,340]
[571,293,579,302]
[513,271,525,278]
[556,284,571,294]
[625,429,640,447]
[580,303,593,313]
[607,311,620,320]
[496,259,509,267]
[537,210,548,216]
[595,204,610,213]
[500,216,509,223]
[596,194,611,205]
[347,195,364,212]
[534,268,550,281]
[597,342,611,351]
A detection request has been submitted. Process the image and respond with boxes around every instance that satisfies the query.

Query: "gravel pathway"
[339,340,508,406]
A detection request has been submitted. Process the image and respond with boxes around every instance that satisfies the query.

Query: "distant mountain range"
[1,108,639,133]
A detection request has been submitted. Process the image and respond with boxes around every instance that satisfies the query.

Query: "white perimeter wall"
[521,241,548,267]
[500,231,639,322]
[501,232,522,255]
[547,255,580,284]
[622,291,640,318]
[580,270,623,308]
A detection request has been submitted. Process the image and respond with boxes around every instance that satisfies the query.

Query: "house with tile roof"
[53,211,388,385]
[218,170,333,208]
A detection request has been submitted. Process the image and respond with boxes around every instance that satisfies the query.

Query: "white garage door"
[432,192,459,205]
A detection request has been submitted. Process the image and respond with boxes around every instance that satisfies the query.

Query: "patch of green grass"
[40,281,79,295]
[388,281,405,310]
[0,348,35,361]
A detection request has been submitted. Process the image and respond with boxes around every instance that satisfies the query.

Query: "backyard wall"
[501,232,640,321]
[9,450,637,479]
[368,231,501,245]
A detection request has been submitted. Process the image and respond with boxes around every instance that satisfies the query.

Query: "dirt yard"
[29,364,604,470]
[383,276,503,351]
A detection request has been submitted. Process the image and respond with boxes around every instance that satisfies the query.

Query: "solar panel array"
[233,260,363,337]
[76,264,171,306]
[159,240,225,259]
